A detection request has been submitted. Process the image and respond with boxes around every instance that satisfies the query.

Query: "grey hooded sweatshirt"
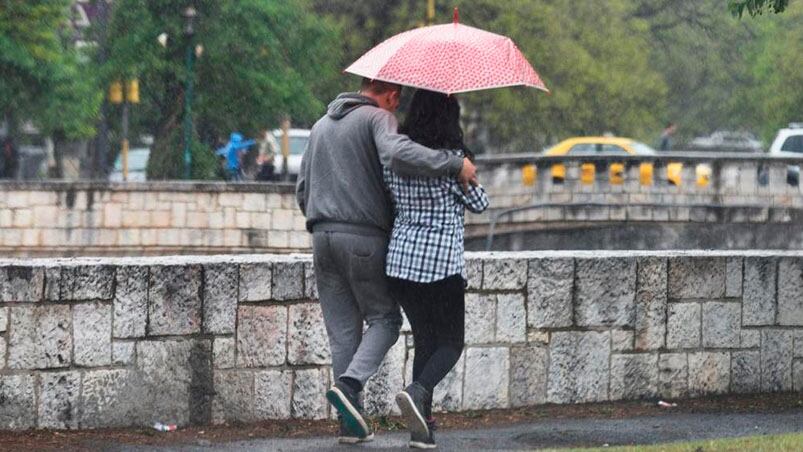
[296,93,464,234]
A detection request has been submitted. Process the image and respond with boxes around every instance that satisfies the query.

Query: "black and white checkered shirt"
[384,149,490,283]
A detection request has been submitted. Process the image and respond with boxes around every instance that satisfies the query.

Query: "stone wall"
[3,152,803,257]
[0,251,802,430]
[0,181,308,257]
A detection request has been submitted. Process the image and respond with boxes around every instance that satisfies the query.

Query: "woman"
[385,89,489,449]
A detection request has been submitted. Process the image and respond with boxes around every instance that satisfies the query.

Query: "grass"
[572,432,803,452]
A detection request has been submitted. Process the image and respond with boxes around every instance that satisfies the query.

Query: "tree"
[312,0,667,153]
[0,0,101,178]
[102,0,341,179]
[729,0,791,17]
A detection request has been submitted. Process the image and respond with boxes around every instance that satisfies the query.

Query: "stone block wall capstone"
[0,250,802,430]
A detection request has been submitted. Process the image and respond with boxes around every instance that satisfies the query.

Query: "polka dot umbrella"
[345,8,549,95]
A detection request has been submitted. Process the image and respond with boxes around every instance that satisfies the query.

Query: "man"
[296,79,477,444]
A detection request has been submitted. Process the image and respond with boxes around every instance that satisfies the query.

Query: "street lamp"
[182,5,197,180]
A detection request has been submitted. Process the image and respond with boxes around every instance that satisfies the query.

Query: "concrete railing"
[0,251,802,430]
[473,152,803,226]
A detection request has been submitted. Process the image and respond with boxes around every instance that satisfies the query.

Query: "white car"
[109,148,150,182]
[768,123,803,185]
[689,131,763,152]
[266,128,310,178]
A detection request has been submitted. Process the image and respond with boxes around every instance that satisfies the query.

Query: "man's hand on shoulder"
[458,157,479,190]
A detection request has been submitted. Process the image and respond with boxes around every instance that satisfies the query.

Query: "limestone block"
[778,258,803,325]
[255,370,293,419]
[203,264,238,334]
[136,339,212,426]
[0,307,7,332]
[288,303,331,365]
[38,371,81,429]
[73,303,112,367]
[432,353,465,412]
[304,262,318,299]
[147,265,202,336]
[212,370,256,424]
[761,330,793,391]
[496,293,526,343]
[742,257,778,326]
[242,193,267,212]
[701,302,740,348]
[463,347,509,409]
[741,329,760,348]
[235,211,250,229]
[112,341,135,365]
[575,258,636,327]
[482,258,527,290]
[61,265,114,300]
[0,266,45,302]
[103,203,122,227]
[547,331,610,403]
[213,337,235,369]
[688,352,730,396]
[731,350,761,393]
[13,208,32,227]
[272,261,304,301]
[113,266,148,338]
[657,353,687,399]
[509,344,548,407]
[44,267,61,301]
[465,258,483,290]
[527,258,573,328]
[364,337,405,416]
[635,257,667,351]
[272,209,294,231]
[465,293,495,344]
[666,303,700,350]
[668,257,726,299]
[8,305,72,369]
[610,354,658,400]
[81,369,145,428]
[239,263,272,302]
[0,374,36,430]
[726,257,743,297]
[292,368,329,420]
[237,305,287,367]
[612,330,634,352]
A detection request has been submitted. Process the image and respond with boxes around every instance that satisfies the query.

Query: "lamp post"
[182,5,197,180]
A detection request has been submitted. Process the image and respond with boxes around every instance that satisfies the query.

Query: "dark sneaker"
[337,415,374,444]
[395,382,431,444]
[326,382,371,440]
[409,419,437,449]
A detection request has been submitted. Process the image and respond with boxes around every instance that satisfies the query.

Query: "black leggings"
[390,274,465,397]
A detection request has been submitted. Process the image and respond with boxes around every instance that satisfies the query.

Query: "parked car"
[689,131,763,152]
[264,128,310,179]
[768,123,803,185]
[109,148,150,182]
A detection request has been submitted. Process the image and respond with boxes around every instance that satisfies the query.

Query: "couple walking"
[295,78,488,449]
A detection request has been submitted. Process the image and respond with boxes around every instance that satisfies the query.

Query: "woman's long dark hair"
[400,89,474,161]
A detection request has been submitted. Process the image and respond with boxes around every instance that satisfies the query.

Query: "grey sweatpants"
[312,230,402,386]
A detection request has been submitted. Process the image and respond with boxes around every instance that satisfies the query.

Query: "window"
[781,135,803,154]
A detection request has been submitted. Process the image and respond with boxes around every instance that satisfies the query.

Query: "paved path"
[103,410,803,451]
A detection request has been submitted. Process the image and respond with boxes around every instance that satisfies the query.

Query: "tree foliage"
[0,0,99,140]
[729,0,790,17]
[102,0,340,179]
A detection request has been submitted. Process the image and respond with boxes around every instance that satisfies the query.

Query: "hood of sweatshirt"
[326,93,379,120]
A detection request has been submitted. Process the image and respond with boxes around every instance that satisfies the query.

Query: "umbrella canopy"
[345,9,548,95]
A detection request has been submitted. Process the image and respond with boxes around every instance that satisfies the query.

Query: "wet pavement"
[104,409,803,451]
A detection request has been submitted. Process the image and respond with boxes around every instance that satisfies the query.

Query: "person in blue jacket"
[216,132,255,181]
